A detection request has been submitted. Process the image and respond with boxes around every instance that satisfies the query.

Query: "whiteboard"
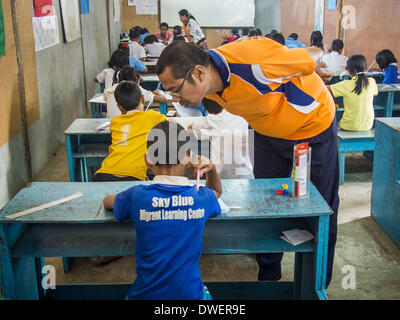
[160,0,255,28]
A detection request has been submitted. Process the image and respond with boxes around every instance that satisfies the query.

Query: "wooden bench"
[337,129,375,184]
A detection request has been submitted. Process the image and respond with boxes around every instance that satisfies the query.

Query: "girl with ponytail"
[327,55,378,131]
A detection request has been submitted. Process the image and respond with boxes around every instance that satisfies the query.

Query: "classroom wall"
[121,0,280,49]
[0,0,121,209]
[254,0,281,35]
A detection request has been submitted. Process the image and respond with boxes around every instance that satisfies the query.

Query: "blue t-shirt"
[114,183,221,300]
[285,38,307,49]
[129,56,146,73]
[383,64,400,84]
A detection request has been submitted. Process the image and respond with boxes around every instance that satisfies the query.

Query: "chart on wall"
[315,0,325,33]
[60,0,81,42]
[32,0,60,51]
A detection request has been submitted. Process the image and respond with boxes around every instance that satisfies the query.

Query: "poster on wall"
[80,0,90,14]
[32,15,60,51]
[114,0,121,22]
[33,0,54,17]
[136,0,157,15]
[315,0,325,33]
[128,0,137,6]
[0,1,5,57]
[60,0,82,42]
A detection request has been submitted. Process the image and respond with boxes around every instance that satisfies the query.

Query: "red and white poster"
[33,0,54,17]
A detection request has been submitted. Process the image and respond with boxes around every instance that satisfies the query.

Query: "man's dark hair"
[332,39,344,52]
[376,49,398,70]
[289,33,298,40]
[114,81,142,111]
[156,41,210,83]
[147,121,191,166]
[129,29,141,40]
[272,33,285,45]
[202,98,223,114]
[160,22,169,29]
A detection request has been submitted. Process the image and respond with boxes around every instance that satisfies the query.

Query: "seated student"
[128,29,146,62]
[118,42,148,73]
[93,81,166,182]
[285,33,306,49]
[376,49,400,84]
[95,50,130,90]
[187,98,254,179]
[322,39,348,73]
[271,33,285,45]
[103,121,222,300]
[222,29,240,44]
[327,55,378,131]
[143,35,166,58]
[105,66,168,118]
[172,25,187,42]
[156,22,173,46]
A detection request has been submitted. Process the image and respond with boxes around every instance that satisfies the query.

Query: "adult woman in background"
[178,9,208,50]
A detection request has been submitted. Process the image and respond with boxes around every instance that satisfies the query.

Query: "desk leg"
[339,151,345,185]
[386,92,394,117]
[0,224,43,300]
[65,135,76,182]
[294,216,329,300]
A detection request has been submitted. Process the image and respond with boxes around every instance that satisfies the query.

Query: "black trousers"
[253,119,340,288]
[92,173,141,182]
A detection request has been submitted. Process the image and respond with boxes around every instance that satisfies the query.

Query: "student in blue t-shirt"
[118,43,148,73]
[376,49,400,84]
[103,121,222,300]
[285,33,307,49]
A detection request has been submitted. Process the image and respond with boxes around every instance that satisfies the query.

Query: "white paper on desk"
[89,95,106,104]
[218,198,230,213]
[97,121,111,131]
[281,229,314,246]
[173,102,203,117]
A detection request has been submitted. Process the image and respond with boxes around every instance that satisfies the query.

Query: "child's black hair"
[376,49,397,70]
[129,29,141,40]
[108,50,129,70]
[272,33,285,45]
[242,28,249,36]
[114,81,142,111]
[202,98,223,114]
[248,29,257,37]
[331,39,344,53]
[143,34,159,45]
[310,31,323,49]
[117,65,140,83]
[347,55,369,95]
[147,121,191,166]
[289,33,298,40]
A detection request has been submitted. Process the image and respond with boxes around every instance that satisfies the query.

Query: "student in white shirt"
[322,39,348,73]
[128,29,146,61]
[187,98,254,179]
[95,50,130,90]
[105,66,167,119]
[143,35,166,58]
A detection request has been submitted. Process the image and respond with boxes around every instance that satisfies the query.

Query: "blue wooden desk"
[337,129,375,184]
[328,72,384,85]
[374,84,400,117]
[371,118,400,248]
[64,118,209,183]
[0,179,332,300]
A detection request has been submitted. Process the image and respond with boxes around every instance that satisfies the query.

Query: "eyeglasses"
[169,67,194,98]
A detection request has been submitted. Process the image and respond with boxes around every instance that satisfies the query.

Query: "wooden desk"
[375,84,400,117]
[0,178,332,300]
[371,118,400,248]
[337,129,375,184]
[64,118,208,183]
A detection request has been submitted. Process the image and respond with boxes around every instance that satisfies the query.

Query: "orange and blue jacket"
[206,37,335,140]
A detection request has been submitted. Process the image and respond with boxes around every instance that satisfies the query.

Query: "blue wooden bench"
[0,179,332,300]
[337,129,375,184]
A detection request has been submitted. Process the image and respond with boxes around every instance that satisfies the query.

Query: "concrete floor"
[34,146,400,300]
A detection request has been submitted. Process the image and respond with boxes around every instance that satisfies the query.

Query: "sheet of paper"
[281,229,315,246]
[89,95,106,104]
[97,121,110,131]
[173,102,203,117]
[32,15,60,51]
[218,198,230,214]
[136,0,157,15]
